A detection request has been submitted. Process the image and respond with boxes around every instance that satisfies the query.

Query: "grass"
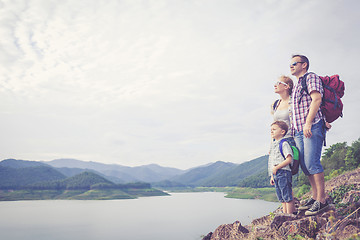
[0,188,168,201]
[0,190,64,200]
[70,189,134,200]
[225,187,278,202]
[167,186,278,202]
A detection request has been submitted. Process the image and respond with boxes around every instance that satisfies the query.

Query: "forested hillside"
[236,137,360,191]
[169,161,237,187]
[154,156,268,188]
[0,165,66,189]
[0,168,168,201]
[210,155,268,186]
[0,159,48,168]
[295,137,360,196]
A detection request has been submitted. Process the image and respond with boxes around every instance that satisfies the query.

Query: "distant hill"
[154,155,268,188]
[45,158,186,183]
[36,171,116,190]
[1,155,269,189]
[0,167,169,201]
[0,159,48,168]
[206,155,268,186]
[0,165,66,189]
[237,170,271,188]
[53,167,125,183]
[169,161,237,187]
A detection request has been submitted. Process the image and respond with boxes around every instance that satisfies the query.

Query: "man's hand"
[304,91,322,138]
[304,122,312,138]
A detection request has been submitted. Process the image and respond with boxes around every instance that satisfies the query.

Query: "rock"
[253,225,268,234]
[209,221,249,240]
[201,168,360,240]
[201,232,212,240]
[278,216,325,239]
[251,215,272,226]
[341,190,360,204]
[341,224,360,239]
[324,219,360,240]
[269,213,298,230]
[302,168,360,199]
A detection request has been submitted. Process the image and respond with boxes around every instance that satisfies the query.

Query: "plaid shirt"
[292,72,323,133]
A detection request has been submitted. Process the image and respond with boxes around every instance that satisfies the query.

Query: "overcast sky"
[1,0,359,169]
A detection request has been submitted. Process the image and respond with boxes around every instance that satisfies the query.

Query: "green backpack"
[279,139,300,175]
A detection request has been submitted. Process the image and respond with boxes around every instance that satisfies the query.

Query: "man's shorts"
[294,120,325,176]
[274,169,293,203]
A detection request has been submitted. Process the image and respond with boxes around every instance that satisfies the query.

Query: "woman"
[271,75,295,145]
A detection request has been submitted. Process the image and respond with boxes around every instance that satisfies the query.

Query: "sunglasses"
[290,61,305,67]
[275,81,288,87]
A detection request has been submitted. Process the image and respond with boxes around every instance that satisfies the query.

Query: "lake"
[0,192,279,240]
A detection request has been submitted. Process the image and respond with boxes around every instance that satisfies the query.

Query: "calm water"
[0,192,279,240]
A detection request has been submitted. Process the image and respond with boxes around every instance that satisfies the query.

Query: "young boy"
[269,120,296,214]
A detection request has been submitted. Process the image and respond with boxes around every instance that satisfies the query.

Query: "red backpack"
[300,73,345,123]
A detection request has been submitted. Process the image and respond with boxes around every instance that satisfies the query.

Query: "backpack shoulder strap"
[273,99,280,111]
[300,72,311,95]
[279,139,286,159]
[298,72,316,104]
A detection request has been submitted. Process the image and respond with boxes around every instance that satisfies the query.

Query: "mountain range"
[0,155,269,188]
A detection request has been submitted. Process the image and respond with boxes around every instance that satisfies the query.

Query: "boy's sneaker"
[298,198,316,210]
[305,201,329,216]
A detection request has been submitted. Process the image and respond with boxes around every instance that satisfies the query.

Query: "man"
[290,54,328,216]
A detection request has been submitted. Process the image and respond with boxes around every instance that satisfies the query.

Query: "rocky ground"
[202,168,360,240]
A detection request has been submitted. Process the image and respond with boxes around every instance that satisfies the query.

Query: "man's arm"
[304,91,322,138]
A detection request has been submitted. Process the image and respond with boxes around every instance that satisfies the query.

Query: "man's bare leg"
[308,172,325,203]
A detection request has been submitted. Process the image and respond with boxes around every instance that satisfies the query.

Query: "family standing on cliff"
[269,54,334,216]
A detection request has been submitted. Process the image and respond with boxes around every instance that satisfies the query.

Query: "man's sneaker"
[298,198,316,210]
[305,201,329,216]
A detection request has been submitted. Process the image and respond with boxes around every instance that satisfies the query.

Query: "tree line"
[238,138,360,190]
[0,170,151,191]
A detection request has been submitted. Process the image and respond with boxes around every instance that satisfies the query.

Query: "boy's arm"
[272,155,292,175]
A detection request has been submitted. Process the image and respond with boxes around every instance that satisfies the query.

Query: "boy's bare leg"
[282,202,286,213]
[287,200,295,213]
[284,200,295,213]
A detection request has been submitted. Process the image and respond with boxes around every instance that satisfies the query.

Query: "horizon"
[1,156,268,170]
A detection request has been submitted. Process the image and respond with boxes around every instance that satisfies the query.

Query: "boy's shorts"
[294,120,325,176]
[274,169,293,203]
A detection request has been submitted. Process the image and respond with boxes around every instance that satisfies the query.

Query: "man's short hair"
[292,54,309,71]
[271,120,288,135]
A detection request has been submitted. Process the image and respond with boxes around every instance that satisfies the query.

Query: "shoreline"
[163,186,278,202]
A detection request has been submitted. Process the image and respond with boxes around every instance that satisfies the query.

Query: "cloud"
[0,0,359,169]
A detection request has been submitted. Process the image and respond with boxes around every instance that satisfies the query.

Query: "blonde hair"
[279,75,293,95]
